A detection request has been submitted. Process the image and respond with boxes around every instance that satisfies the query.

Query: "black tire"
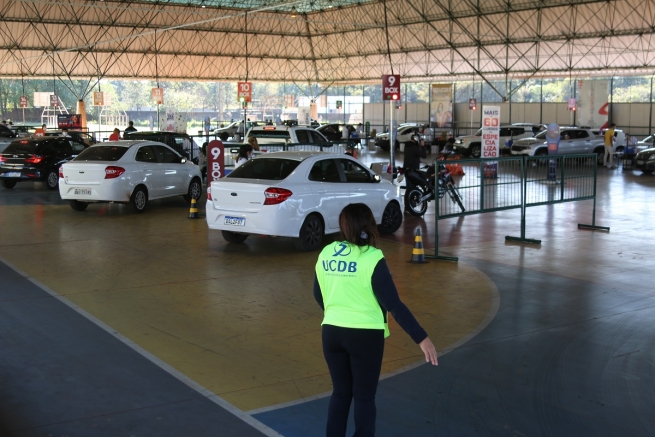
[295,214,324,251]
[378,202,402,234]
[594,147,605,166]
[43,169,59,190]
[129,186,148,213]
[469,143,481,158]
[641,169,654,174]
[183,178,202,202]
[221,230,249,244]
[1,179,17,189]
[219,132,229,141]
[447,182,465,212]
[534,148,548,165]
[69,200,88,211]
[406,187,429,217]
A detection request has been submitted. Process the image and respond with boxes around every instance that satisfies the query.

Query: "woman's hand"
[419,337,438,366]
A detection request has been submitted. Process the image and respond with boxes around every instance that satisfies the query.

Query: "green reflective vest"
[315,241,389,337]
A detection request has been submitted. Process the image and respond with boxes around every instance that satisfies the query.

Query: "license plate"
[5,172,20,178]
[637,160,644,165]
[224,216,245,226]
[74,188,92,195]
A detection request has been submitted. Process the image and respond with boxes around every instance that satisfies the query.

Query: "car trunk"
[1,143,39,168]
[62,163,108,185]
[210,180,275,213]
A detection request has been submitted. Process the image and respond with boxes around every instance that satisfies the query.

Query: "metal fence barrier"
[430,154,609,262]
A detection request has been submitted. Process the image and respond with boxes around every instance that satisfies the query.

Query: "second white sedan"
[206,151,403,251]
[59,140,203,213]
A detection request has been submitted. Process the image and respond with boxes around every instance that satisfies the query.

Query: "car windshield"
[3,142,37,154]
[228,158,300,180]
[535,131,547,139]
[74,145,129,161]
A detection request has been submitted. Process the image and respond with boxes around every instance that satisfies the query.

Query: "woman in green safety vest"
[314,203,438,437]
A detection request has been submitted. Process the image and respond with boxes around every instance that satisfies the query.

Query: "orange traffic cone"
[408,228,429,264]
[188,198,199,219]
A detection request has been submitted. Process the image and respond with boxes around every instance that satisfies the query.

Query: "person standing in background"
[604,123,617,169]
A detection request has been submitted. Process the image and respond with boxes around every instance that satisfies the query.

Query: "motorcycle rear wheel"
[406,187,430,217]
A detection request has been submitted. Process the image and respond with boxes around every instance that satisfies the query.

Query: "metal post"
[578,159,610,231]
[389,99,394,174]
[506,155,541,244]
[649,76,653,136]
[427,168,458,262]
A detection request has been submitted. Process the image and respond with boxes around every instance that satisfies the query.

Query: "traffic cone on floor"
[188,198,199,219]
[408,228,429,264]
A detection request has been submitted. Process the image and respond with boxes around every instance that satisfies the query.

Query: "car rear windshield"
[228,158,300,180]
[3,142,37,154]
[74,145,128,161]
[249,130,291,140]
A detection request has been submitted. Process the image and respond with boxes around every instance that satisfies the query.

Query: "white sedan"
[206,151,403,251]
[59,140,203,213]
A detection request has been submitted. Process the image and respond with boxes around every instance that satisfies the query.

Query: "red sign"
[93,92,105,106]
[238,82,252,103]
[152,88,164,104]
[469,98,476,110]
[382,75,401,100]
[207,140,225,182]
[568,98,577,111]
[19,96,28,108]
[50,94,59,107]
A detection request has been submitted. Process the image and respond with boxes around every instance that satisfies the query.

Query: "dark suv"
[0,136,88,189]
[124,131,195,159]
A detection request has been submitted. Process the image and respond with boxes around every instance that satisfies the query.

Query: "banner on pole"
[482,105,500,178]
[577,80,608,128]
[431,84,453,128]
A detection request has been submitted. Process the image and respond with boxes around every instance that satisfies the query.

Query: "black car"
[635,147,655,174]
[0,136,88,189]
[124,131,195,159]
[317,123,354,142]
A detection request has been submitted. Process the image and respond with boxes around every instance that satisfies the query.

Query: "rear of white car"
[59,140,202,212]
[206,152,403,251]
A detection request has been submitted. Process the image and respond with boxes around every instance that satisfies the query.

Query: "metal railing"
[430,154,609,262]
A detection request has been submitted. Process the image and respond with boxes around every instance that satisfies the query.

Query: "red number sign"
[207,140,225,182]
[238,82,252,103]
[382,75,401,100]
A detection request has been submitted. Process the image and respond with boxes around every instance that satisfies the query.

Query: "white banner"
[297,106,311,125]
[577,80,608,129]
[481,106,500,158]
[165,108,175,132]
[33,92,53,107]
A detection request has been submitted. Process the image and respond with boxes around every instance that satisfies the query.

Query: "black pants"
[322,324,385,437]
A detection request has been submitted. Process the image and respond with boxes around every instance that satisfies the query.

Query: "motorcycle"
[402,155,465,217]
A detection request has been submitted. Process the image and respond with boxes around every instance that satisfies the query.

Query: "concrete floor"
[1,147,654,436]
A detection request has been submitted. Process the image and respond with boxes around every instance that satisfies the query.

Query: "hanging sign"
[50,94,59,107]
[567,98,577,111]
[469,98,477,110]
[152,87,164,104]
[93,92,105,106]
[336,100,343,109]
[382,75,401,100]
[19,96,28,108]
[237,82,252,103]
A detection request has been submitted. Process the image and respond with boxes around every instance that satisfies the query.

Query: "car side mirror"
[180,157,187,164]
[373,174,381,183]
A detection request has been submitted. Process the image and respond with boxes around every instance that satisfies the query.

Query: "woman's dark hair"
[339,203,379,247]
[237,144,253,160]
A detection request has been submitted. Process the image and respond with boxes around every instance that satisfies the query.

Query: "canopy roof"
[1,0,654,88]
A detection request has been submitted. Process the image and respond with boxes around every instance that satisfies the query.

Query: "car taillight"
[0,156,6,163]
[207,186,212,201]
[59,166,64,178]
[105,166,125,179]
[25,155,43,164]
[264,187,292,205]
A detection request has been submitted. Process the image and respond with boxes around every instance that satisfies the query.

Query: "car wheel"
[221,230,249,244]
[295,214,324,252]
[69,200,88,211]
[129,186,148,213]
[641,169,654,174]
[594,147,605,166]
[469,143,481,158]
[43,169,59,190]
[183,178,202,202]
[220,132,229,141]
[378,202,402,234]
[1,180,17,189]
